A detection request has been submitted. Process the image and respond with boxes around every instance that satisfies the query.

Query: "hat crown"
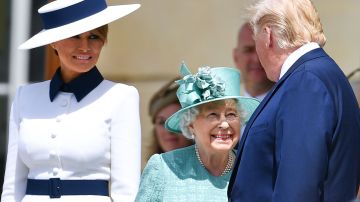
[39,0,107,30]
[176,63,241,109]
[39,0,83,13]
[164,62,260,134]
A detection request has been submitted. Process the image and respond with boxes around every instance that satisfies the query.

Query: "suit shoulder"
[16,80,50,97]
[162,145,195,158]
[102,80,139,95]
[302,52,343,78]
[20,80,50,91]
[160,145,195,167]
[97,80,139,102]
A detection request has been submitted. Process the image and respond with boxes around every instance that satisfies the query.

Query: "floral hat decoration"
[165,62,260,134]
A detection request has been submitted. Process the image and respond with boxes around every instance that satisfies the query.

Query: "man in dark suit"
[228,0,360,201]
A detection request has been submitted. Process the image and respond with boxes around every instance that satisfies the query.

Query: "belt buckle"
[49,178,61,198]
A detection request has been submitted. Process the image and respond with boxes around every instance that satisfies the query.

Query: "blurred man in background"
[233,22,274,101]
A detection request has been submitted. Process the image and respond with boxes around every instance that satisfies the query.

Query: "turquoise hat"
[165,63,260,134]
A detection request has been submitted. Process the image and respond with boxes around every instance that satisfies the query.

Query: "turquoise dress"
[135,145,231,202]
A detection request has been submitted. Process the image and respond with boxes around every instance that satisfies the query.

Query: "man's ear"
[264,26,273,48]
[233,48,239,63]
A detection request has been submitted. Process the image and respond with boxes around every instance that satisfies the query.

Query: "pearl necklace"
[194,144,235,176]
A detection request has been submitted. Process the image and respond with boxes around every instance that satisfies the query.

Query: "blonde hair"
[248,0,326,49]
[96,24,108,43]
[149,77,180,123]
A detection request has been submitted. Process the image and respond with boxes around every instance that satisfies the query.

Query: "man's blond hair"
[248,0,326,49]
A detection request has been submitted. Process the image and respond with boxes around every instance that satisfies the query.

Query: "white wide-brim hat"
[19,0,140,49]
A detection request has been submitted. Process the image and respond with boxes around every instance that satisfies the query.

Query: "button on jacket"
[2,69,141,202]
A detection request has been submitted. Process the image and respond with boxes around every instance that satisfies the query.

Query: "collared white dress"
[1,79,141,202]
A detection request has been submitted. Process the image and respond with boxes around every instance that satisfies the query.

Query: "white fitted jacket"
[1,80,141,202]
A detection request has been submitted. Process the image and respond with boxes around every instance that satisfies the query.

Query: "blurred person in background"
[233,22,274,101]
[1,0,141,201]
[148,77,193,154]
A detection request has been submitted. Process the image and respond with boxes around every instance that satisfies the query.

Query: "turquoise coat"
[136,145,231,202]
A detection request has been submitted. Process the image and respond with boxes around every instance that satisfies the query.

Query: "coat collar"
[49,66,104,102]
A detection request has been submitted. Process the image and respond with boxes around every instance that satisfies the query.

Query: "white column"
[0,83,7,95]
[8,0,32,107]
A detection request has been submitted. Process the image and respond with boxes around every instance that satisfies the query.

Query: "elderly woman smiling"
[135,63,260,201]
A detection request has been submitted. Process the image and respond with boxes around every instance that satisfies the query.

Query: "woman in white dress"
[1,0,141,201]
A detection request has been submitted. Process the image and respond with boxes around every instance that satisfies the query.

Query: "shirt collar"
[243,89,269,101]
[279,42,320,80]
[49,66,104,102]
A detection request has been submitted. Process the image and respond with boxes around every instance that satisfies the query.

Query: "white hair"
[179,99,246,140]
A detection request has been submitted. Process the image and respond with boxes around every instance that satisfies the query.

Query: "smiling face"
[189,99,241,154]
[154,103,193,152]
[51,29,105,82]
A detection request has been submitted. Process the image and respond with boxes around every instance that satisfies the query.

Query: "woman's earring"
[191,131,195,139]
[189,128,195,139]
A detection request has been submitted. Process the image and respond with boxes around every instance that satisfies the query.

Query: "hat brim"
[19,4,140,49]
[165,96,260,134]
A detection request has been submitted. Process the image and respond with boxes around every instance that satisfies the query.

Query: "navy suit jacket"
[228,48,360,202]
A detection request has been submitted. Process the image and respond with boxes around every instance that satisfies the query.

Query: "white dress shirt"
[1,80,141,202]
[243,89,268,102]
[279,42,320,80]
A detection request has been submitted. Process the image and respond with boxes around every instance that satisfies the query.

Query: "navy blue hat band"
[40,0,107,30]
